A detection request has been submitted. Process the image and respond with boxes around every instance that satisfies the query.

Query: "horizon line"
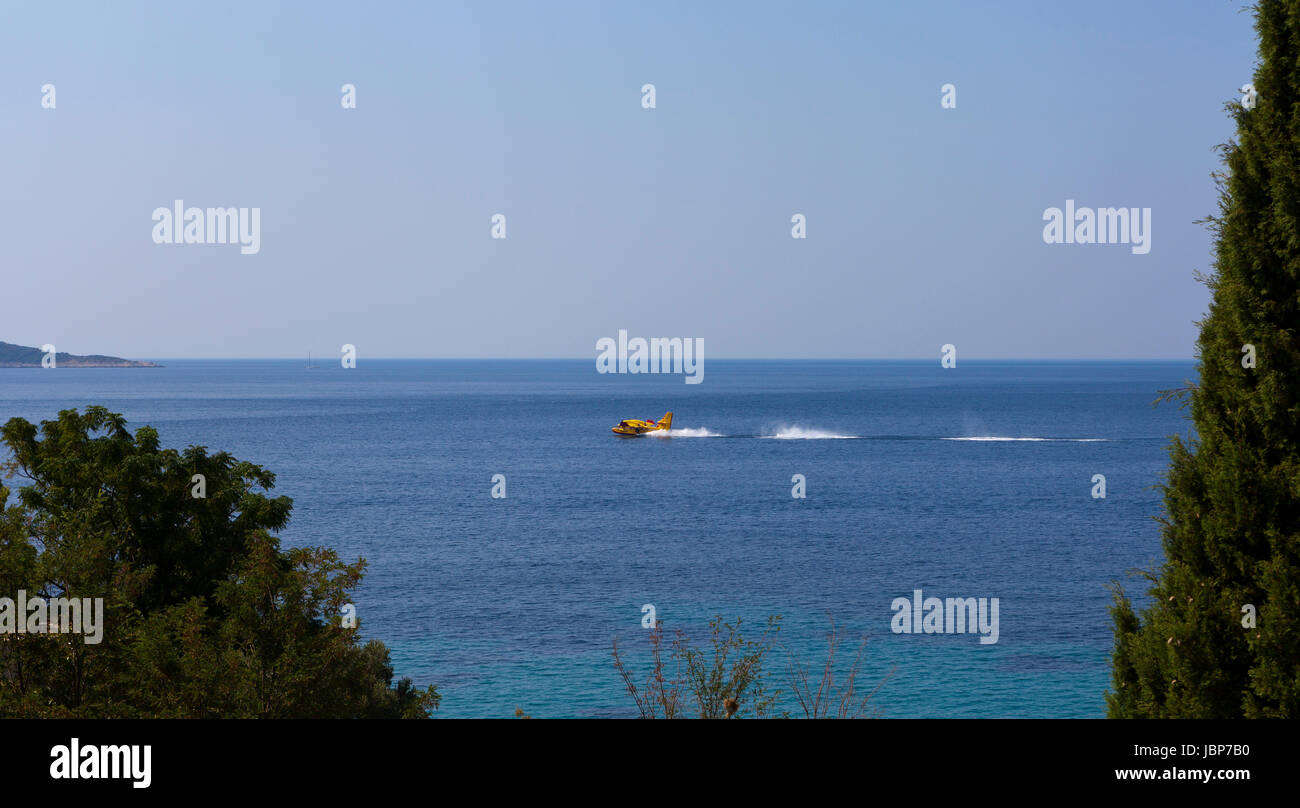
[104,356,1200,362]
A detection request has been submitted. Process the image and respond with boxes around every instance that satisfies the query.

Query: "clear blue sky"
[0,1,1258,359]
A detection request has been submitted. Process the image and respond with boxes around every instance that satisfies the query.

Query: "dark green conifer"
[1109,0,1300,717]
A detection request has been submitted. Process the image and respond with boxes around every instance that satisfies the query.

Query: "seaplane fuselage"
[611,411,673,436]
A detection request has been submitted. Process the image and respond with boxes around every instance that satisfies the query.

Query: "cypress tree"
[1108,0,1300,717]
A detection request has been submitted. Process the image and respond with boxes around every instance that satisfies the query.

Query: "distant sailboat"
[306,351,319,370]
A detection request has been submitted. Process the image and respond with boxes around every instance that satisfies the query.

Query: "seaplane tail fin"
[659,412,673,430]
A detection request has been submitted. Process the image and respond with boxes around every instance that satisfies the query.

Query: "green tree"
[1108,0,1300,717]
[0,406,438,718]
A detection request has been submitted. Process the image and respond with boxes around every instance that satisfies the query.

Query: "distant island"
[0,341,160,368]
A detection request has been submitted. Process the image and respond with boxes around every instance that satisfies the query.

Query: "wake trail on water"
[642,427,1108,441]
[651,427,725,437]
[760,425,858,439]
[648,425,858,439]
[942,436,1108,442]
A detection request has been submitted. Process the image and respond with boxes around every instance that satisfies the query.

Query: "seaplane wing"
[611,411,673,436]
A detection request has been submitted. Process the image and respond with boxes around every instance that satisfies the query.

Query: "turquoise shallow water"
[0,359,1191,717]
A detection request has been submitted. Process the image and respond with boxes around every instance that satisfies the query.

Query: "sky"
[0,1,1260,359]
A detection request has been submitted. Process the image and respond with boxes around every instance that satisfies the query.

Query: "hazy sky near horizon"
[0,1,1258,359]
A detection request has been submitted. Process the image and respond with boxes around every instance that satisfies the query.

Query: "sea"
[0,359,1195,718]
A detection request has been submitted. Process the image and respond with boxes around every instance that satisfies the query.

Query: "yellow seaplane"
[611,411,673,437]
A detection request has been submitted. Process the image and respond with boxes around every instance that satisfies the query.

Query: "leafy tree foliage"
[0,406,438,717]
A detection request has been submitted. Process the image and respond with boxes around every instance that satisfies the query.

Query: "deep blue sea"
[0,360,1195,717]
